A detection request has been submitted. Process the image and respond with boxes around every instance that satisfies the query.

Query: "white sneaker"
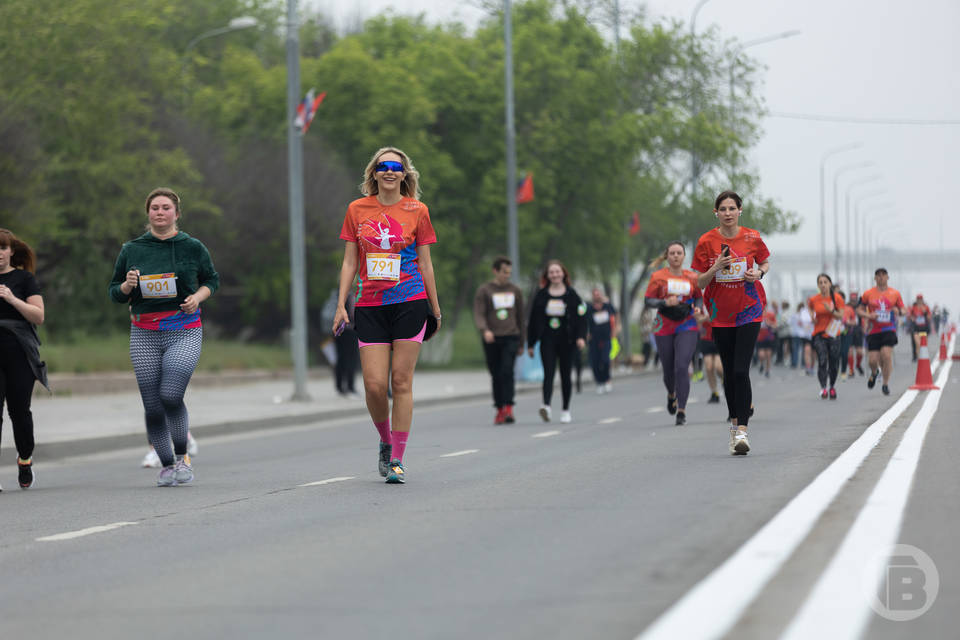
[141,448,161,468]
[539,405,552,422]
[560,411,572,424]
[604,382,613,393]
[187,432,198,457]
[731,429,750,455]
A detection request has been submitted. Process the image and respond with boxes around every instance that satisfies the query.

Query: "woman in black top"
[0,229,47,490]
[527,260,587,424]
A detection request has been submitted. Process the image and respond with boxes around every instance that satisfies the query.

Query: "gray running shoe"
[385,459,406,484]
[174,455,194,485]
[379,442,393,477]
[157,465,177,487]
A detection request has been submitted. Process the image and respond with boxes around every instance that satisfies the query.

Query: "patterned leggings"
[812,334,840,389]
[130,327,202,467]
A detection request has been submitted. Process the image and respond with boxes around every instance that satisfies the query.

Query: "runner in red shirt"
[691,191,770,455]
[908,294,932,362]
[644,241,705,426]
[333,147,442,484]
[856,267,906,396]
[807,274,845,399]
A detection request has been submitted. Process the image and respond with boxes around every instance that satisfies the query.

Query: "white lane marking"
[440,449,479,458]
[532,430,560,438]
[37,522,138,542]
[636,385,922,640]
[646,407,665,414]
[781,341,954,639]
[598,417,622,424]
[298,476,355,487]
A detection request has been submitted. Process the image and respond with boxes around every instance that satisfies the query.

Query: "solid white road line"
[440,449,479,458]
[37,522,138,542]
[532,430,560,438]
[298,476,355,487]
[598,417,623,424]
[781,341,954,640]
[637,385,922,640]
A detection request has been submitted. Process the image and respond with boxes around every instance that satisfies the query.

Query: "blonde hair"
[360,147,421,200]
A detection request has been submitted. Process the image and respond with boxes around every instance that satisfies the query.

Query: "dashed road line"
[598,417,623,424]
[646,407,665,414]
[298,476,355,487]
[532,430,561,438]
[440,449,480,458]
[37,522,138,542]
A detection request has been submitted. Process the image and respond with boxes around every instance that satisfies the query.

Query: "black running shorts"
[866,331,898,351]
[698,338,718,355]
[355,299,428,345]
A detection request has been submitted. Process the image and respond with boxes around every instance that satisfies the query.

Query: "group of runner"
[0,147,947,487]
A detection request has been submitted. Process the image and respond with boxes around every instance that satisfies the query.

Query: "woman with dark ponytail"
[0,229,48,490]
[807,274,845,399]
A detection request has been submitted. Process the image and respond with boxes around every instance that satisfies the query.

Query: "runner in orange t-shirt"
[807,274,845,399]
[691,191,770,456]
[333,147,442,484]
[908,294,932,362]
[856,267,906,395]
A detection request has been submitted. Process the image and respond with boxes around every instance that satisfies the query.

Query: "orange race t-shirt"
[644,267,702,336]
[858,287,905,335]
[690,226,770,327]
[910,303,931,330]
[339,196,437,307]
[808,291,845,337]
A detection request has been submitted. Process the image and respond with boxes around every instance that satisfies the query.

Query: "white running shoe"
[141,448,161,468]
[604,381,613,393]
[187,432,198,457]
[539,405,552,422]
[732,429,750,455]
[560,410,572,424]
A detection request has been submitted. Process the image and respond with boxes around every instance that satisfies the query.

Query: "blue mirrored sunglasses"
[375,161,404,173]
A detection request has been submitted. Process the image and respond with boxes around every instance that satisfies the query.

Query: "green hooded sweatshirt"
[109,231,219,315]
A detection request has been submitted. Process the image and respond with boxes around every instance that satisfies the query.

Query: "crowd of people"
[1,152,952,488]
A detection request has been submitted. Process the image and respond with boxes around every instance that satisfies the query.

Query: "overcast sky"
[308,0,960,262]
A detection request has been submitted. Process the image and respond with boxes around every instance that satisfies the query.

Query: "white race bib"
[492,292,515,310]
[546,299,566,317]
[825,318,843,338]
[593,310,610,324]
[366,253,401,281]
[666,278,691,296]
[875,309,891,323]
[715,257,748,283]
[139,273,177,299]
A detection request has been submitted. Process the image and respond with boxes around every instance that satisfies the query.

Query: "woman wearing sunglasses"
[333,147,441,484]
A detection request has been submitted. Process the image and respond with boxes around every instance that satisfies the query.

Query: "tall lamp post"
[729,30,801,113]
[688,0,713,200]
[181,16,258,103]
[832,161,873,272]
[851,193,886,292]
[285,0,310,400]
[504,0,519,280]
[843,176,882,288]
[819,143,861,271]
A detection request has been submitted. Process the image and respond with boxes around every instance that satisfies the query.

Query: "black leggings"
[540,331,574,410]
[812,334,840,389]
[712,323,761,427]
[0,330,36,460]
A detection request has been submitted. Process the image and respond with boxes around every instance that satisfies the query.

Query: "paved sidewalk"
[14,369,553,462]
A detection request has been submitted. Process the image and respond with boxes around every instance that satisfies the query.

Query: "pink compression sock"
[374,420,391,444]
[390,430,409,462]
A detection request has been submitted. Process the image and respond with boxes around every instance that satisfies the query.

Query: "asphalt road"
[1,344,956,640]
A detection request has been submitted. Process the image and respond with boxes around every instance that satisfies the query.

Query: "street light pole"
[688,0,713,202]
[729,30,801,117]
[819,143,861,272]
[504,0,519,281]
[285,0,310,401]
[837,174,882,289]
[180,16,259,106]
[832,161,872,273]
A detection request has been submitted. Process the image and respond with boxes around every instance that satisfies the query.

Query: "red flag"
[516,173,534,204]
[628,211,641,236]
[295,89,326,134]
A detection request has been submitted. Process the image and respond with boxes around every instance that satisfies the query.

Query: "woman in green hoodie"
[109,188,219,487]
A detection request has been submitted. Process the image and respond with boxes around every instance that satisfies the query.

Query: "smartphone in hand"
[720,244,730,257]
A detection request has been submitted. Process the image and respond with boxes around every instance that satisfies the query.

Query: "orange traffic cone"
[909,332,939,390]
[939,332,948,361]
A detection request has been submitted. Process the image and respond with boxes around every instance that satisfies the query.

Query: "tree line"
[0,0,798,344]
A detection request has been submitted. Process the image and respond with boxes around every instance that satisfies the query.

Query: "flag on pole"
[628,211,641,236]
[516,173,534,204]
[295,89,326,134]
